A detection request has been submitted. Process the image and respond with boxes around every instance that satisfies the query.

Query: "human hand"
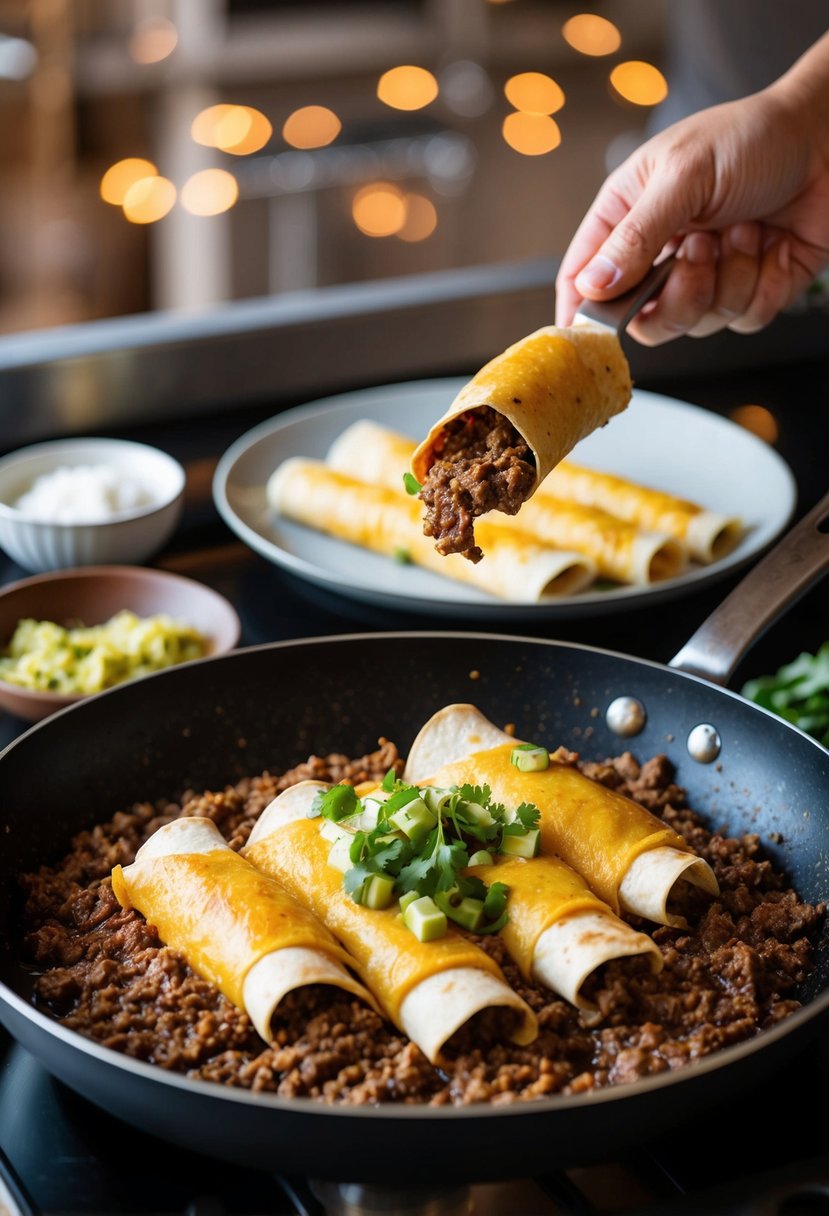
[555,36,829,344]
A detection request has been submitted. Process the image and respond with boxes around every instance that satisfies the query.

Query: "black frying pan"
[1,493,828,1185]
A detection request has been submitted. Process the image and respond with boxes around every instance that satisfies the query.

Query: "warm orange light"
[562,14,621,56]
[377,65,438,111]
[352,183,407,237]
[192,104,272,154]
[129,17,178,64]
[398,194,437,242]
[610,61,669,106]
[504,72,564,115]
[730,405,779,444]
[100,158,158,206]
[122,176,176,224]
[180,168,239,216]
[282,105,341,149]
[502,112,561,156]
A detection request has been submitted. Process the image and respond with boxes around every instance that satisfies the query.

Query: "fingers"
[555,163,704,327]
[727,235,796,333]
[687,223,762,337]
[624,224,804,344]
[626,232,718,346]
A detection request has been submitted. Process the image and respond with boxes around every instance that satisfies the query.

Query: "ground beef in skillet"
[19,740,824,1106]
[419,406,536,563]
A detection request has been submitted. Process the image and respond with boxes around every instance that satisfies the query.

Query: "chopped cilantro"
[317,776,542,935]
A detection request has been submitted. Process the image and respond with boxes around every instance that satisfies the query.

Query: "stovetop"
[1,1027,828,1216]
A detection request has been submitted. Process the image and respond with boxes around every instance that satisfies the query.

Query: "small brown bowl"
[0,565,241,723]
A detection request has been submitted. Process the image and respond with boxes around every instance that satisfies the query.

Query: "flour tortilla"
[403,704,718,925]
[541,461,742,564]
[410,323,632,490]
[267,457,596,601]
[245,781,537,1063]
[113,817,373,1043]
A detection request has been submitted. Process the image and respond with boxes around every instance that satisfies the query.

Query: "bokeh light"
[122,176,176,224]
[504,72,564,115]
[562,14,621,56]
[398,194,437,242]
[100,158,158,206]
[180,169,239,216]
[129,17,178,64]
[191,105,272,154]
[502,112,561,156]
[377,65,438,111]
[730,405,779,444]
[282,105,341,149]
[352,183,407,237]
[610,61,669,107]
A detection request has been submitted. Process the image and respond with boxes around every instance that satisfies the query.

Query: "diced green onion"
[468,849,494,867]
[435,891,485,932]
[402,472,422,496]
[403,895,447,942]
[500,828,540,859]
[483,881,509,920]
[460,801,496,828]
[422,787,454,816]
[510,744,550,772]
[319,819,347,844]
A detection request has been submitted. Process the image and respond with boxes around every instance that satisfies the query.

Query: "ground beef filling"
[419,406,536,563]
[20,744,823,1106]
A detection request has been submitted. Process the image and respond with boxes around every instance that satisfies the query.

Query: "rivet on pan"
[606,696,646,737]
[687,723,722,763]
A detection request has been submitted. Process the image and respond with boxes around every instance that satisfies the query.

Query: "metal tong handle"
[670,487,829,686]
[574,253,677,334]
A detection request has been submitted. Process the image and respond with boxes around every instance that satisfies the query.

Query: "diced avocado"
[320,819,348,844]
[436,891,484,932]
[327,835,354,873]
[388,797,436,842]
[361,873,395,910]
[398,889,419,914]
[403,895,447,942]
[500,828,540,859]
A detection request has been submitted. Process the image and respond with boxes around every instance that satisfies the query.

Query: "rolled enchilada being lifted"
[410,323,632,564]
[403,704,719,926]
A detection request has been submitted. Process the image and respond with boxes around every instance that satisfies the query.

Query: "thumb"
[573,174,697,300]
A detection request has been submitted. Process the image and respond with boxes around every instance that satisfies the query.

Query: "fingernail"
[575,255,622,293]
[778,239,790,272]
[684,233,715,265]
[728,222,760,257]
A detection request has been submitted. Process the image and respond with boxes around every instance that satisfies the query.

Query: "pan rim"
[2,628,829,763]
[2,629,828,1119]
[2,976,826,1119]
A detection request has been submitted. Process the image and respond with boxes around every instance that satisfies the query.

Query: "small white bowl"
[0,438,186,573]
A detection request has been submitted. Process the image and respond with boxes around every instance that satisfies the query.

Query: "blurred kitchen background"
[1,0,825,336]
[0,0,706,336]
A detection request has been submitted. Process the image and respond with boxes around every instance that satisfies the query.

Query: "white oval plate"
[213,380,797,620]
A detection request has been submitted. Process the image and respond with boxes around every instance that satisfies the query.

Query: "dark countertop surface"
[1,351,826,753]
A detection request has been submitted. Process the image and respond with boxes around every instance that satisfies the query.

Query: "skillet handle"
[669,487,829,686]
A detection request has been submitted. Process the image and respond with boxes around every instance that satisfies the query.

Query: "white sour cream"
[14,464,154,523]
